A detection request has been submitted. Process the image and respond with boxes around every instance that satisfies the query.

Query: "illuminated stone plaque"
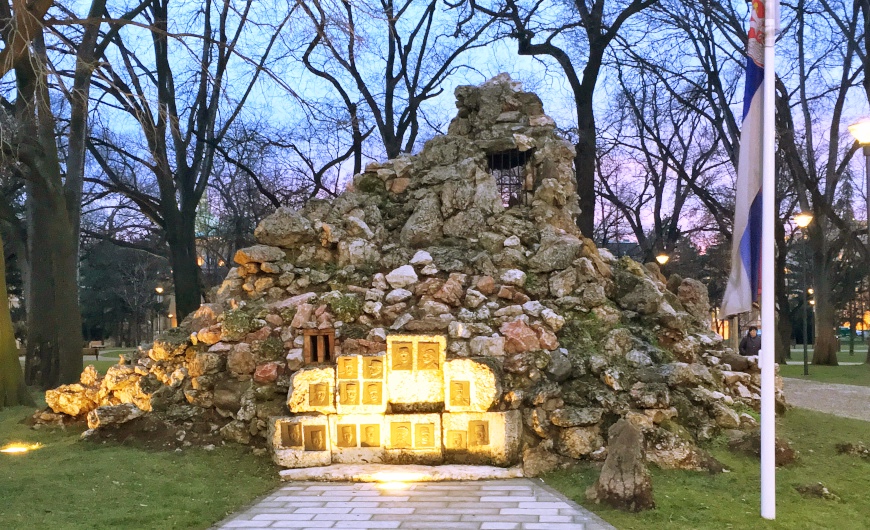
[269,416,332,468]
[362,382,382,405]
[337,356,358,379]
[384,413,443,465]
[417,342,440,370]
[281,423,303,448]
[329,415,384,464]
[447,430,467,450]
[442,411,521,466]
[443,358,501,413]
[386,335,446,410]
[416,423,435,448]
[339,382,359,405]
[360,424,380,447]
[305,425,327,451]
[392,342,414,370]
[468,421,489,447]
[336,424,357,448]
[449,381,471,407]
[364,357,384,379]
[287,367,336,414]
[390,422,413,449]
[309,383,330,406]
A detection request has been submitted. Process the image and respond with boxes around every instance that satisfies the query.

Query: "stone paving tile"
[212,478,615,530]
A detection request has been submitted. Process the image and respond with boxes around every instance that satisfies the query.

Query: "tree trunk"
[0,231,34,408]
[775,219,792,364]
[575,77,598,238]
[165,207,201,322]
[811,249,839,365]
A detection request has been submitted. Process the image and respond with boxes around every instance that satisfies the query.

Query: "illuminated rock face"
[442,411,522,466]
[273,334,516,468]
[386,335,446,412]
[288,367,336,414]
[443,358,501,413]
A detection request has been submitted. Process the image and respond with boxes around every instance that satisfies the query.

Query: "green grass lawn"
[0,401,279,529]
[779,362,870,387]
[545,408,870,530]
[788,347,867,364]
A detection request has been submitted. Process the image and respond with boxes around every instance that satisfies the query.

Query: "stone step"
[278,463,524,482]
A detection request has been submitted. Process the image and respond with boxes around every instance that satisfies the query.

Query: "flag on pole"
[721,1,769,317]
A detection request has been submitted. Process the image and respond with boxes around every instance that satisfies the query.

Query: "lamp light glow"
[155,286,164,294]
[794,211,813,228]
[808,288,814,295]
[1,443,41,454]
[848,119,870,145]
[655,253,669,266]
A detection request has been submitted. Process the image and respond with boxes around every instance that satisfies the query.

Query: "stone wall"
[43,75,784,475]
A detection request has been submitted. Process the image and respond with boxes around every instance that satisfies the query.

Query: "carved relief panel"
[385,335,447,408]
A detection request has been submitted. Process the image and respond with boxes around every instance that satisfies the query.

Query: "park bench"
[82,340,106,360]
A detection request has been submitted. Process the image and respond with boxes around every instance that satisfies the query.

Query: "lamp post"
[155,286,164,337]
[795,211,813,376]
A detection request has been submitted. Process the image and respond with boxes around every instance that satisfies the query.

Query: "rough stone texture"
[277,465,524,482]
[287,367,336,414]
[587,419,655,512]
[443,358,501,412]
[269,415,332,468]
[442,410,522,466]
[42,74,776,480]
[86,403,144,429]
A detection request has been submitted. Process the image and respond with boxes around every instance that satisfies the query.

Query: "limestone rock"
[234,244,285,265]
[469,335,505,357]
[86,403,145,429]
[444,358,501,412]
[587,420,655,512]
[46,384,99,417]
[254,207,316,247]
[442,410,522,466]
[556,425,604,459]
[269,416,332,468]
[288,367,337,414]
[678,278,711,324]
[500,269,527,287]
[400,194,443,247]
[385,265,419,289]
[500,319,540,354]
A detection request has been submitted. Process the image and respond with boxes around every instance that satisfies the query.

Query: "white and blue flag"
[722,1,769,317]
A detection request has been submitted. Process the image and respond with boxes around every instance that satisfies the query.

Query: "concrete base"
[278,463,524,482]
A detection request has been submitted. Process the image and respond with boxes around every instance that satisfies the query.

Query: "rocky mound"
[42,74,784,474]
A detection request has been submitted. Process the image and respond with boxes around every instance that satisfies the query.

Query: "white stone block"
[443,358,501,413]
[287,367,336,414]
[385,335,446,411]
[269,415,332,468]
[329,414,385,464]
[383,413,443,465]
[335,354,388,415]
[442,410,522,466]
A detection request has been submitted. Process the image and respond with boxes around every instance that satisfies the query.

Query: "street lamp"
[849,119,870,309]
[655,253,669,266]
[794,211,813,376]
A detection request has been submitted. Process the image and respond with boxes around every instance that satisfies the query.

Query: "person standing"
[739,326,762,356]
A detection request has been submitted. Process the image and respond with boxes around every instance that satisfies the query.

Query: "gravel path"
[782,378,870,422]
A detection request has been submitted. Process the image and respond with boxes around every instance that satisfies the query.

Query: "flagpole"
[760,0,777,520]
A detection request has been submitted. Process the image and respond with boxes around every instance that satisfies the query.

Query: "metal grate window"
[487,149,531,207]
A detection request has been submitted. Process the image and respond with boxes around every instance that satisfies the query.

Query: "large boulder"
[254,207,316,247]
[587,419,655,512]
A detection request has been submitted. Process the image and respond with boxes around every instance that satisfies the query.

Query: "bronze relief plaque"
[362,382,382,405]
[391,422,412,448]
[360,424,380,447]
[309,383,330,406]
[280,423,302,448]
[469,421,489,447]
[337,424,357,448]
[415,423,435,448]
[447,430,467,450]
[363,357,384,379]
[339,382,359,405]
[304,425,327,451]
[450,381,471,406]
[417,342,440,370]
[392,343,414,370]
[337,356,358,379]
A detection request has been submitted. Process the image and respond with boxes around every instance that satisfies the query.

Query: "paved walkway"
[213,478,614,530]
[782,377,870,422]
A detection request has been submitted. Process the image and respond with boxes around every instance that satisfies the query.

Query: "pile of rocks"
[43,74,783,478]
